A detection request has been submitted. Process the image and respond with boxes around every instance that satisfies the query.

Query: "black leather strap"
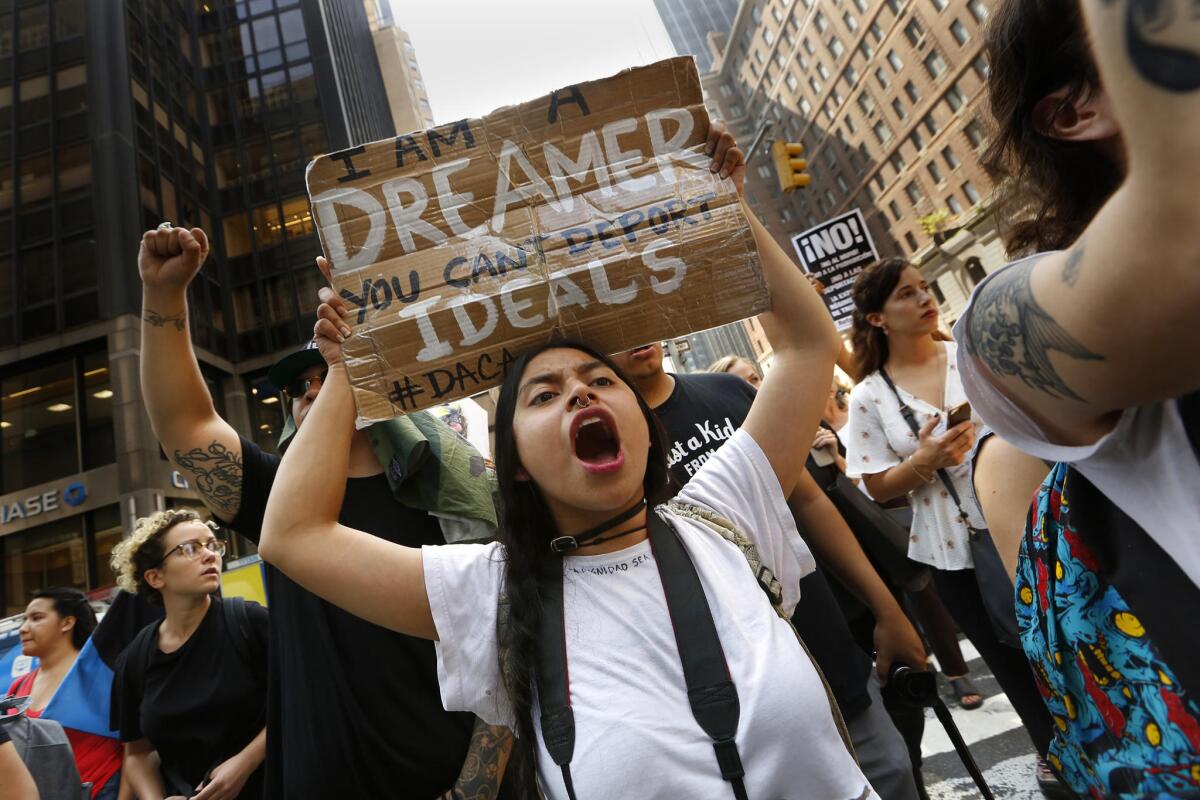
[534,510,749,800]
[879,368,975,528]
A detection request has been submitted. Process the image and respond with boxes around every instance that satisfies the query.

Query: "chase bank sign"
[1,481,88,525]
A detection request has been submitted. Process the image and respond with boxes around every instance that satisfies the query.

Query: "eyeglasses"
[159,537,226,565]
[283,369,328,400]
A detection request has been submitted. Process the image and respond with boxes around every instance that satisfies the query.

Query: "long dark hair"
[849,259,910,378]
[981,0,1123,255]
[31,587,97,651]
[493,340,675,795]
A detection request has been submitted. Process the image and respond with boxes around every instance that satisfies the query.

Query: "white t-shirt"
[953,255,1200,590]
[843,341,987,571]
[423,430,874,800]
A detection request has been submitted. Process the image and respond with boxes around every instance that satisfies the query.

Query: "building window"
[945,83,965,112]
[874,67,889,89]
[844,113,856,133]
[828,36,845,59]
[889,151,906,172]
[930,278,946,304]
[786,73,799,91]
[815,11,828,32]
[965,256,987,285]
[772,6,784,23]
[1,350,113,495]
[800,99,812,115]
[924,51,947,80]
[906,180,924,204]
[873,119,893,144]
[817,61,831,81]
[809,76,822,95]
[969,0,988,23]
[887,50,903,72]
[889,200,902,221]
[951,18,969,45]
[905,231,919,249]
[947,194,964,214]
[904,80,921,103]
[836,173,849,193]
[803,37,815,55]
[780,207,794,223]
[972,55,990,79]
[757,165,773,180]
[910,130,926,151]
[927,161,944,183]
[843,64,859,85]
[855,0,869,11]
[720,84,734,97]
[891,98,907,120]
[965,118,986,147]
[904,18,925,46]
[930,0,948,10]
[843,11,858,32]
[963,180,982,204]
[859,40,875,60]
[763,28,775,45]
[923,113,940,134]
[869,20,883,43]
[942,145,960,169]
[856,92,876,115]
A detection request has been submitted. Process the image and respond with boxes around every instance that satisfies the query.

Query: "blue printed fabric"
[1015,464,1200,798]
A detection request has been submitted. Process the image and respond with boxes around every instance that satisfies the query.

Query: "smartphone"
[810,446,835,467]
[946,401,972,428]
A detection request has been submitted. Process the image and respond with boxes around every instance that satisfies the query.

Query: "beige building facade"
[691,0,1010,361]
[365,4,436,135]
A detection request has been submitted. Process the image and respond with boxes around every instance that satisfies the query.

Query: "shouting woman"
[255,123,880,798]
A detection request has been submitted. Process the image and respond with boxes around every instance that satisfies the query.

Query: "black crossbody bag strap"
[533,567,578,800]
[879,368,973,526]
[534,511,749,800]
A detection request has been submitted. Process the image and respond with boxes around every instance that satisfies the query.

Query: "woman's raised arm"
[705,123,840,497]
[258,286,436,640]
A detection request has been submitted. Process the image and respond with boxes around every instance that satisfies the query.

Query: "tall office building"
[654,0,741,73]
[368,13,436,134]
[0,0,392,613]
[702,0,1005,327]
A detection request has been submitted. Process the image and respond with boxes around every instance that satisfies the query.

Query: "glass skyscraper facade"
[653,0,741,73]
[0,0,392,612]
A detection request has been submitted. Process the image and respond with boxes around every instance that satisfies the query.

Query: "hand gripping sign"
[306,57,768,422]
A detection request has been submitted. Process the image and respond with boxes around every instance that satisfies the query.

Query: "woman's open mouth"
[201,567,220,578]
[571,408,624,475]
[629,344,656,359]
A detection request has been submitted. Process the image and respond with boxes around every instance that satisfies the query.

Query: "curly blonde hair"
[110,509,218,603]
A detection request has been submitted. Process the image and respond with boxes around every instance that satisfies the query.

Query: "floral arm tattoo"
[965,254,1104,402]
[172,441,243,516]
[444,720,513,800]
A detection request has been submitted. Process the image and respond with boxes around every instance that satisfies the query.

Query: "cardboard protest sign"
[306,57,767,422]
[790,209,878,331]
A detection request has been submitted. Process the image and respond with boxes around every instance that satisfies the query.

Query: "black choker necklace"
[549,500,648,553]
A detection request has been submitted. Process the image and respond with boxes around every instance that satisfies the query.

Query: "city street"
[924,640,1043,800]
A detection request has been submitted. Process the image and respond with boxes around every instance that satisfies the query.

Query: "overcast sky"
[386,0,680,124]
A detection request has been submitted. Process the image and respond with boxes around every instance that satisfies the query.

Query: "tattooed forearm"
[448,721,513,800]
[173,441,242,515]
[143,309,186,331]
[1062,238,1085,287]
[1116,0,1200,92]
[965,259,1104,402]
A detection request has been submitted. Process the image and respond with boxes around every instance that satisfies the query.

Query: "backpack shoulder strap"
[220,598,258,674]
[666,501,857,760]
[667,501,785,616]
[123,620,161,705]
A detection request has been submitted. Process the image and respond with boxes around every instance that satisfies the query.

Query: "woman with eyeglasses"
[110,509,268,800]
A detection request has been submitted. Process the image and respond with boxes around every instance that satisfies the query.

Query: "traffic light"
[770,140,810,193]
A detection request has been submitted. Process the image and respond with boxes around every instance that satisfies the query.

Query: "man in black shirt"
[613,342,926,800]
[136,225,509,799]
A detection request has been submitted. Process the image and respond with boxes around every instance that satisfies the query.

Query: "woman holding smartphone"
[844,259,1059,791]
